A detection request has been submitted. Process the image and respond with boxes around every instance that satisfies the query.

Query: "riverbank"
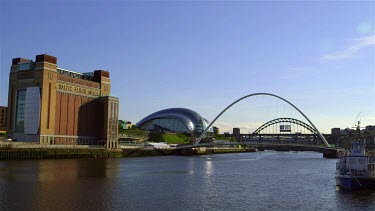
[0,141,340,160]
[0,148,123,160]
[0,147,259,160]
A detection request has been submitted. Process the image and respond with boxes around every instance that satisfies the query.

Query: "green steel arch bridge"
[253,117,317,135]
[238,117,323,144]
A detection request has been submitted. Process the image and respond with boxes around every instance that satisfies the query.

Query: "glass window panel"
[151,118,189,133]
[349,158,355,164]
[15,90,26,133]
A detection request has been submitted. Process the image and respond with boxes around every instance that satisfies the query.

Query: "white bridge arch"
[195,93,330,147]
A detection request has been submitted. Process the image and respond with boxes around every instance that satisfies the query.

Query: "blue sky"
[0,0,374,133]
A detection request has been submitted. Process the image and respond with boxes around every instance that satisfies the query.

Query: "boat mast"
[352,112,364,140]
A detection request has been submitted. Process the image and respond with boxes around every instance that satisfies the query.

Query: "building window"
[47,83,51,129]
[111,102,115,138]
[349,158,355,164]
[359,159,365,164]
[15,89,26,133]
[17,62,30,71]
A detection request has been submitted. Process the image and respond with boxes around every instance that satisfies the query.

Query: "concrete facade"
[233,128,240,141]
[233,128,241,141]
[6,54,119,148]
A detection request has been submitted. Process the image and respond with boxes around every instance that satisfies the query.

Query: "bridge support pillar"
[295,134,298,144]
[322,149,338,158]
[314,135,317,145]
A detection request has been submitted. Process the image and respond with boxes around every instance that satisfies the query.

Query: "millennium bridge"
[176,93,342,157]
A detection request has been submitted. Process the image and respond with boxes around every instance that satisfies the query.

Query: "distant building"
[331,128,341,146]
[125,121,133,129]
[213,126,219,135]
[233,128,240,141]
[136,108,212,134]
[119,120,126,129]
[331,128,341,136]
[340,128,351,135]
[6,54,119,148]
[0,106,6,133]
[119,120,133,129]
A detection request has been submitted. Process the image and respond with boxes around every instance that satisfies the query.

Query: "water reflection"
[0,159,119,210]
[205,157,213,176]
[335,187,375,209]
[0,153,374,210]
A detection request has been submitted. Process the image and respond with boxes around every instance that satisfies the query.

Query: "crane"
[351,112,365,139]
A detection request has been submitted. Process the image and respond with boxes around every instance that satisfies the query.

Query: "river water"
[0,151,374,210]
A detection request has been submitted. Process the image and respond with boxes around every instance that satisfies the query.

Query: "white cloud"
[322,35,375,60]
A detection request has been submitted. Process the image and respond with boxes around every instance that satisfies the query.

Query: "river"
[0,151,374,210]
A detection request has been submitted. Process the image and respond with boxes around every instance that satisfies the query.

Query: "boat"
[335,140,375,190]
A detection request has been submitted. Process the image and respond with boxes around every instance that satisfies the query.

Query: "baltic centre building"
[6,54,119,148]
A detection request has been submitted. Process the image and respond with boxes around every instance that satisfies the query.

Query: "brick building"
[6,54,119,148]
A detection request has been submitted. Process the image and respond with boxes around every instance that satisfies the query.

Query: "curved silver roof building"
[136,108,211,133]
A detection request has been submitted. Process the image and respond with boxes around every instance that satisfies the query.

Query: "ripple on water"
[0,152,374,210]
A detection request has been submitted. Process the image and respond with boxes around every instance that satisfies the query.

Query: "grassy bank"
[148,132,190,144]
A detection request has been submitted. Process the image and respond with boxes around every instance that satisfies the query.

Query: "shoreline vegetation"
[1,128,356,160]
[0,142,342,161]
[0,128,254,160]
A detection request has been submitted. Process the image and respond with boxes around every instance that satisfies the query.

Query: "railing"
[178,141,339,150]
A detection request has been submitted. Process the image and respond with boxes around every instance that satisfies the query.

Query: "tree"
[148,132,163,142]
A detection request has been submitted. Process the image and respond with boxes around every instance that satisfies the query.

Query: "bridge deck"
[177,142,342,150]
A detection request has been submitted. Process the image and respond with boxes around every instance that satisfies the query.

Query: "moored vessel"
[335,140,375,190]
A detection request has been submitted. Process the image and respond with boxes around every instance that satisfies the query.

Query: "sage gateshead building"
[136,108,213,134]
[6,54,119,148]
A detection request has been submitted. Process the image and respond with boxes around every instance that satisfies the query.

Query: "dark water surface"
[0,151,374,210]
